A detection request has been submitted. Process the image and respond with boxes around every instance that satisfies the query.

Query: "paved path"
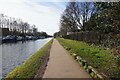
[43,39,91,78]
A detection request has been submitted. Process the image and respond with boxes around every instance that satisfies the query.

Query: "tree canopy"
[59,1,120,36]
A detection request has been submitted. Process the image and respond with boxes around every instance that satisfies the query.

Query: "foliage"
[57,38,120,78]
[59,2,120,36]
[5,39,53,79]
[85,2,120,34]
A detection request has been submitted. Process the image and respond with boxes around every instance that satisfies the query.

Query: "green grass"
[57,38,120,78]
[5,39,53,79]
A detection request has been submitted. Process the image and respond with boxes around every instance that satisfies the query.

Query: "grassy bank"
[5,39,53,79]
[57,38,120,78]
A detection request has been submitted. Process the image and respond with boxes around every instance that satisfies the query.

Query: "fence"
[64,31,120,49]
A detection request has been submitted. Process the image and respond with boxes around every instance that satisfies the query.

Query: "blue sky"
[1,0,117,35]
[0,0,67,35]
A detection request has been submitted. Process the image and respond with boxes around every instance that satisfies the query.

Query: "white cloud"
[0,0,66,35]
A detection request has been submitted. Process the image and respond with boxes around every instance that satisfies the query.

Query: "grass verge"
[57,38,120,78]
[5,39,53,79]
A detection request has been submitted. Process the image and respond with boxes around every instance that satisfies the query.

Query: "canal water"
[0,38,52,78]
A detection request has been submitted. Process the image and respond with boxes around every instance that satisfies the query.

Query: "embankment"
[5,39,53,79]
[57,38,120,79]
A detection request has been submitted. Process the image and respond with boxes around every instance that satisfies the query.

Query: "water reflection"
[0,45,2,79]
[1,38,52,78]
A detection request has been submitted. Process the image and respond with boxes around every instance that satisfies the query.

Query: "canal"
[0,38,52,78]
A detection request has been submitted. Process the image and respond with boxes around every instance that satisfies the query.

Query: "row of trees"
[0,14,51,37]
[59,1,120,36]
[0,14,38,36]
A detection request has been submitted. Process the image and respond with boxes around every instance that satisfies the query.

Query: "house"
[0,28,9,36]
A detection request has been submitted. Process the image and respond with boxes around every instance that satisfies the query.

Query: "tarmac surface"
[43,39,91,78]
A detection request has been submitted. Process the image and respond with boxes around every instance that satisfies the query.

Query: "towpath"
[43,39,91,78]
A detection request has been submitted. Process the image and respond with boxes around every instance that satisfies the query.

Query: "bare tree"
[78,2,96,31]
[60,2,80,36]
[0,13,39,36]
[60,1,97,35]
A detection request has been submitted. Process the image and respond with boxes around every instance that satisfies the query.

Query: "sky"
[0,0,119,35]
[0,0,67,35]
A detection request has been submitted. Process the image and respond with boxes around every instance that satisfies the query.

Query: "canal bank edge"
[4,38,53,79]
[71,53,108,79]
